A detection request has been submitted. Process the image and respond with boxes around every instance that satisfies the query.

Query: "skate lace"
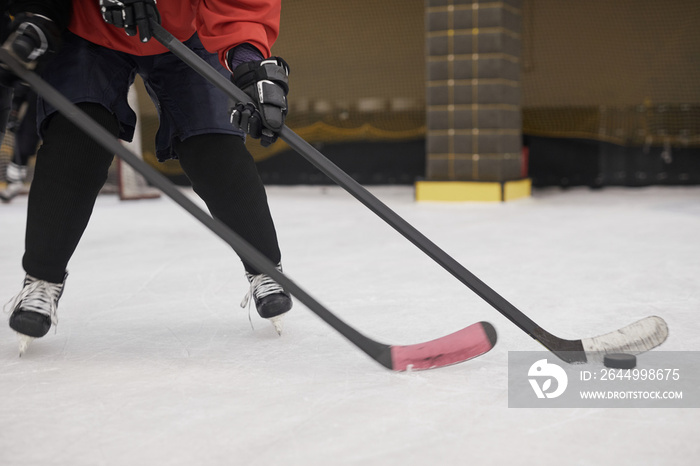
[3,276,63,328]
[240,273,285,308]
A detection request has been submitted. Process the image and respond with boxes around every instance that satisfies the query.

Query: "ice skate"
[240,264,292,335]
[0,181,24,202]
[5,274,66,356]
[0,162,27,202]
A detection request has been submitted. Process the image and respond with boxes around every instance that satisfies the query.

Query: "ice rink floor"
[1,184,699,465]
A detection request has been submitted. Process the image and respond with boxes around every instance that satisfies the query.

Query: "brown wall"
[522,0,700,107]
[272,1,425,105]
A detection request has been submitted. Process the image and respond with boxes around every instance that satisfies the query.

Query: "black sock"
[175,134,282,275]
[23,103,119,282]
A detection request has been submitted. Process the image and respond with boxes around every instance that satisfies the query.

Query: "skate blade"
[18,334,34,357]
[269,315,284,336]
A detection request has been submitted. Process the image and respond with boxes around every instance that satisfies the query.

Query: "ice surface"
[1,185,699,465]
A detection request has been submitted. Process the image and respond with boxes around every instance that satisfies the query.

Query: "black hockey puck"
[603,353,636,369]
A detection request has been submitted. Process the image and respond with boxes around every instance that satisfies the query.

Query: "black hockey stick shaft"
[149,23,572,356]
[0,47,395,369]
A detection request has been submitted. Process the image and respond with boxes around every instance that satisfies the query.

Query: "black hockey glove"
[100,0,161,43]
[230,57,290,147]
[0,13,62,87]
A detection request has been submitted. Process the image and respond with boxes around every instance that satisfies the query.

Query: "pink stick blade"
[390,322,497,371]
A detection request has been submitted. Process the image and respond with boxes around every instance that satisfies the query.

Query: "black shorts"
[38,32,243,161]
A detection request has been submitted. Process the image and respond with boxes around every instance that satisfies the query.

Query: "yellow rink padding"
[503,178,532,202]
[415,179,531,202]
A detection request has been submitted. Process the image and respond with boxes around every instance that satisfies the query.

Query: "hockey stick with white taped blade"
[148,23,668,364]
[0,47,497,371]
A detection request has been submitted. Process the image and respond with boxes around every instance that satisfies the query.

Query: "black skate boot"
[6,274,66,355]
[240,264,292,335]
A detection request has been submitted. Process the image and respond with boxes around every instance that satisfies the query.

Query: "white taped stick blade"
[581,316,669,362]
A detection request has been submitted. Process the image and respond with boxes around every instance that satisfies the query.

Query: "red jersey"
[68,0,280,69]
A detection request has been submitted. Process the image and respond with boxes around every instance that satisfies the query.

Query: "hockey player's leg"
[9,103,118,354]
[1,89,41,202]
[0,89,41,202]
[175,134,292,332]
[0,83,10,148]
[0,83,13,200]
